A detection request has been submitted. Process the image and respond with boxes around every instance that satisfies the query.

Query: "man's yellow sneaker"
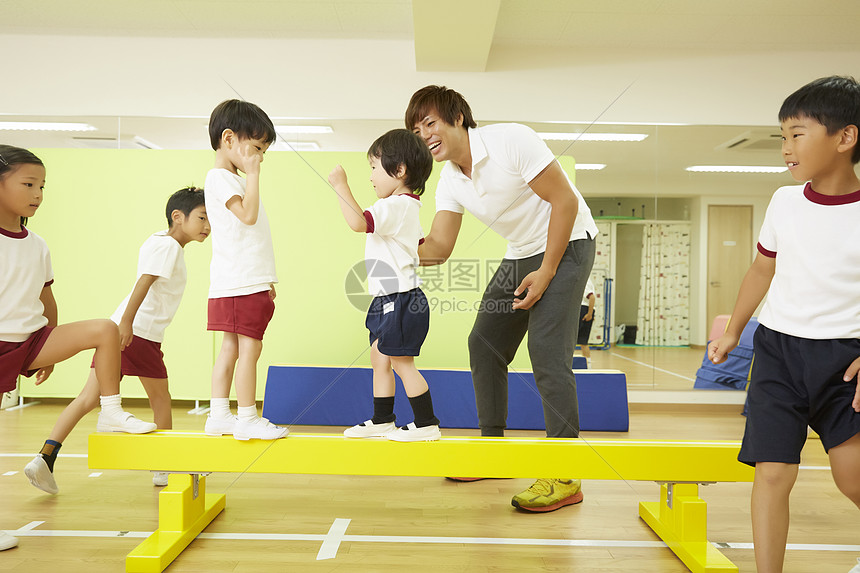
[511,478,583,512]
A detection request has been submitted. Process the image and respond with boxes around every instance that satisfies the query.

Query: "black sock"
[371,396,396,424]
[38,440,62,472]
[408,391,439,428]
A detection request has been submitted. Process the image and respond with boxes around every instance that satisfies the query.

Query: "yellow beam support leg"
[639,483,737,573]
[126,473,225,573]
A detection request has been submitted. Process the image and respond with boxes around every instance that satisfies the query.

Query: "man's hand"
[513,267,555,310]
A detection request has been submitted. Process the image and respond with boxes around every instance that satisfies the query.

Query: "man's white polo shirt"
[435,123,598,259]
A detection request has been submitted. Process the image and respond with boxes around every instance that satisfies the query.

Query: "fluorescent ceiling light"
[276,125,333,134]
[686,165,787,173]
[270,141,320,152]
[538,132,648,142]
[0,121,97,132]
[542,121,689,126]
[574,163,606,170]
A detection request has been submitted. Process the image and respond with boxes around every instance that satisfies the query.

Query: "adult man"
[406,85,597,512]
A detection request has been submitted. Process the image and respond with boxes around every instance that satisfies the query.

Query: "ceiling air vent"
[715,130,782,152]
[71,136,160,150]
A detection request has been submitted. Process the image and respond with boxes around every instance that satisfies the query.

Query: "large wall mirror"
[3,116,791,403]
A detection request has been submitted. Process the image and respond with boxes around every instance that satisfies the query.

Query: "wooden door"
[707,205,753,339]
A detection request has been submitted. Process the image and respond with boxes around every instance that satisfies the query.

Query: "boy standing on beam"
[709,76,860,573]
[203,99,287,441]
[328,129,441,441]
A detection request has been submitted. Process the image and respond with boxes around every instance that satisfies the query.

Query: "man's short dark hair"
[405,85,477,132]
[367,129,433,195]
[166,186,205,227]
[208,99,277,151]
[779,75,860,163]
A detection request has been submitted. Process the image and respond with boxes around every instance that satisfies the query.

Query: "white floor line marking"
[799,465,831,471]
[317,518,351,560]
[609,352,696,381]
[3,471,18,476]
[0,453,87,458]
[8,525,860,553]
[16,521,44,532]
[88,472,102,478]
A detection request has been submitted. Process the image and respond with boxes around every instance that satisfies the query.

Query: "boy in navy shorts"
[709,76,860,573]
[203,99,288,441]
[328,129,441,441]
[24,187,210,494]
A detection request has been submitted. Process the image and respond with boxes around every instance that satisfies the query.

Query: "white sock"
[210,398,232,419]
[100,394,123,417]
[237,405,257,422]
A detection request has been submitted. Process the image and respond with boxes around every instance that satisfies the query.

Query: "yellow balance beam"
[89,432,753,482]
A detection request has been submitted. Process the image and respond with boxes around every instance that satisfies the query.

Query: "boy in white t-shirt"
[24,187,210,494]
[202,99,287,441]
[328,129,441,441]
[709,76,860,573]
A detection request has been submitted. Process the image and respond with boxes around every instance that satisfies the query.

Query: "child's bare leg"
[140,377,172,429]
[29,320,121,396]
[829,432,860,509]
[230,334,287,440]
[211,333,239,400]
[582,344,591,359]
[751,461,798,573]
[389,355,428,398]
[24,369,101,494]
[234,334,262,409]
[371,340,395,397]
[48,369,100,443]
[29,320,154,435]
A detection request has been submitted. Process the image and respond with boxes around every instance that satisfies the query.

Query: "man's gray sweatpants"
[468,237,596,438]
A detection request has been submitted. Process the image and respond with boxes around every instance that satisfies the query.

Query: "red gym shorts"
[90,335,167,379]
[0,326,54,393]
[207,290,275,341]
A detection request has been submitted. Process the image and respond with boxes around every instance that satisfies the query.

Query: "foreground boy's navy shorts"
[366,288,429,357]
[739,325,860,466]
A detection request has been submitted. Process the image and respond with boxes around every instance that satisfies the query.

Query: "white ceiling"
[1,0,859,196]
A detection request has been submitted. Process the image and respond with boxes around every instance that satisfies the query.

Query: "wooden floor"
[589,345,707,391]
[1,401,857,573]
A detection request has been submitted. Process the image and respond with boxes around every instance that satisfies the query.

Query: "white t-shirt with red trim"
[757,182,860,339]
[204,168,278,298]
[110,232,186,343]
[435,123,599,260]
[0,227,54,342]
[581,278,595,306]
[363,193,423,296]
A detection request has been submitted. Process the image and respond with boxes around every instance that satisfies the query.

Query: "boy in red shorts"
[24,187,210,494]
[202,99,287,441]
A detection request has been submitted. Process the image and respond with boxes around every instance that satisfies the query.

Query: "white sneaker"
[152,472,169,487]
[204,414,238,436]
[24,455,58,494]
[96,410,157,434]
[344,420,396,438]
[386,422,441,442]
[849,557,860,573]
[0,531,18,551]
[233,416,289,441]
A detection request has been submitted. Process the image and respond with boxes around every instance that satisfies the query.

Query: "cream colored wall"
[21,150,579,400]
